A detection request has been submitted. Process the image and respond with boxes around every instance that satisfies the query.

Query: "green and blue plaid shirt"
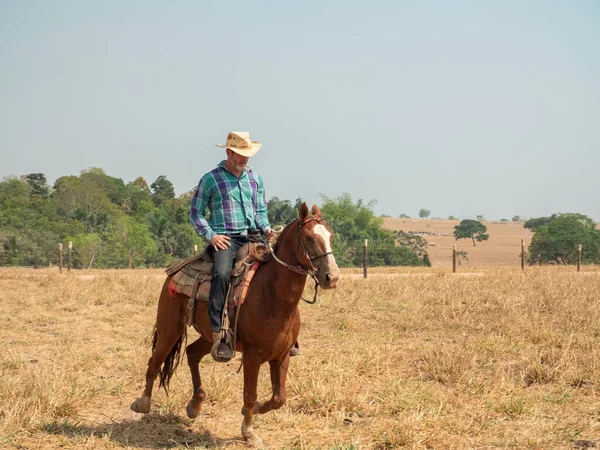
[190,161,271,241]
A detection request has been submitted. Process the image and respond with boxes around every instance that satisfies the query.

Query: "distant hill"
[382,218,533,267]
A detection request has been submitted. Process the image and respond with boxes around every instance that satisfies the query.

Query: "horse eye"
[306,236,314,243]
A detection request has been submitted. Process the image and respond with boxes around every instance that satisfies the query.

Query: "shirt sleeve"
[189,176,215,241]
[253,173,271,233]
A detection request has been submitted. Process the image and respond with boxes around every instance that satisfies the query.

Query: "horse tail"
[151,323,187,392]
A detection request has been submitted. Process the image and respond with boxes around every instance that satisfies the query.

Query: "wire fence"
[0,238,597,273]
[340,239,597,275]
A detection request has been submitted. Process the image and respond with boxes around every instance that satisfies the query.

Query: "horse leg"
[241,352,264,448]
[258,355,290,415]
[241,354,290,416]
[185,336,212,419]
[131,288,186,414]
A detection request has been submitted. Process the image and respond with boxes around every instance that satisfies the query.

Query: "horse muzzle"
[322,271,339,289]
[311,253,339,289]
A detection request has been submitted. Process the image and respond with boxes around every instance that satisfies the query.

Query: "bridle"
[268,217,333,304]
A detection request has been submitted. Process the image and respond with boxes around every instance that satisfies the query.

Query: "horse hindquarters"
[131,280,187,414]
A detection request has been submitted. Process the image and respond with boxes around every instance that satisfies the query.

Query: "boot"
[211,331,234,362]
[289,340,300,357]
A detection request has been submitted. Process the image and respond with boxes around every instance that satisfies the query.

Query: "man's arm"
[253,173,271,234]
[189,176,216,241]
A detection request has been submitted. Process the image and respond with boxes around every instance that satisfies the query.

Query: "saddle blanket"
[165,243,271,305]
[168,256,215,302]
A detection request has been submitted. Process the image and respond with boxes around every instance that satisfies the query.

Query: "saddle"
[165,241,272,335]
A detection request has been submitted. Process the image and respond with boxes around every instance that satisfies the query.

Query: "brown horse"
[130,203,339,447]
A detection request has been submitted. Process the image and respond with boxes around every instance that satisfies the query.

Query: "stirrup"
[211,331,233,362]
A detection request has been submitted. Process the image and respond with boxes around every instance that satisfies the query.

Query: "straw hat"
[216,131,262,157]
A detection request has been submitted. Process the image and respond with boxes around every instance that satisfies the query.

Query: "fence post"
[67,241,72,271]
[194,244,198,256]
[521,238,525,271]
[452,244,457,273]
[577,244,582,272]
[58,243,63,273]
[363,239,368,279]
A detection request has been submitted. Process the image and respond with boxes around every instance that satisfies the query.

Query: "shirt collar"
[218,160,251,175]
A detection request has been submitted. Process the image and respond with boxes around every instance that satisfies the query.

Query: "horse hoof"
[245,433,264,448]
[187,401,200,419]
[130,396,151,414]
[242,423,264,448]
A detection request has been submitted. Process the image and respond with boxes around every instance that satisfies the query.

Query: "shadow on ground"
[41,413,242,449]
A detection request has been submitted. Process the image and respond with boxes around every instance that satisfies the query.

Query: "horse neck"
[269,220,307,301]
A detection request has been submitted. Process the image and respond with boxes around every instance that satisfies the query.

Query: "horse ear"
[299,202,309,221]
[311,204,322,218]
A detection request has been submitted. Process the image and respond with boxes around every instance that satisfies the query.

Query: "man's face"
[226,149,250,171]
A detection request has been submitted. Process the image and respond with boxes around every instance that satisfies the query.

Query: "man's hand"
[265,229,278,244]
[210,234,231,251]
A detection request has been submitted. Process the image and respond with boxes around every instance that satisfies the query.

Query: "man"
[190,131,277,362]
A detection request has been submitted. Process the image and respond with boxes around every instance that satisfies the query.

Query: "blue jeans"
[208,235,248,333]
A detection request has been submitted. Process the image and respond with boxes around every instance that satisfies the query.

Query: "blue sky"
[1,1,598,220]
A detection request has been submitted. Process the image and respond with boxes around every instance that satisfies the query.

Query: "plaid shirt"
[189,161,271,241]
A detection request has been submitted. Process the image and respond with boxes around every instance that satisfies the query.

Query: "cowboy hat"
[216,131,262,157]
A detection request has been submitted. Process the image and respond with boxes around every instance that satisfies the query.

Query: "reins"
[268,217,333,304]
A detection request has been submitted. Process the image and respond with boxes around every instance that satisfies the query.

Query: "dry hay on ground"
[382,218,533,268]
[1,266,600,449]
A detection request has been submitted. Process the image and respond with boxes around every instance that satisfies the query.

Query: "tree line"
[0,171,431,269]
[0,169,204,268]
[524,213,600,265]
[266,195,432,268]
[2,170,596,268]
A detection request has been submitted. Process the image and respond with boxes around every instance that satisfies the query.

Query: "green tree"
[267,197,298,226]
[454,220,489,247]
[80,168,127,206]
[0,229,58,267]
[525,213,595,231]
[419,209,430,218]
[524,215,556,230]
[68,233,103,268]
[124,177,153,215]
[73,210,110,233]
[132,200,156,221]
[512,215,520,222]
[146,210,176,255]
[52,175,115,219]
[101,217,157,268]
[448,215,457,220]
[423,252,431,266]
[528,215,600,265]
[0,177,30,204]
[320,193,426,267]
[151,175,175,206]
[162,194,195,225]
[399,213,410,218]
[171,222,204,258]
[395,231,431,266]
[0,177,32,229]
[25,173,49,198]
[395,231,429,257]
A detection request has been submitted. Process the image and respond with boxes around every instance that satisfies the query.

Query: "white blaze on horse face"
[313,224,339,273]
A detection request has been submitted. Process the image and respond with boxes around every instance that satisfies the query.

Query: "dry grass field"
[382,218,533,268]
[2,266,600,449]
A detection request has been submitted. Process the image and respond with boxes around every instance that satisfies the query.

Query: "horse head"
[294,203,340,289]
